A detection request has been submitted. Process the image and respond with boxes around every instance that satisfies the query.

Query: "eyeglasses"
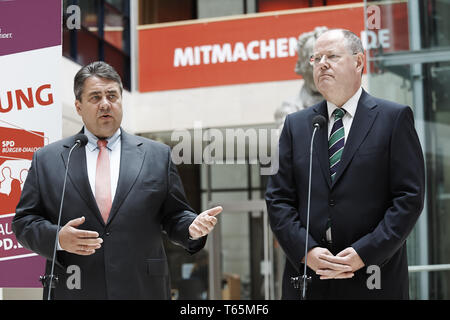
[309,52,358,66]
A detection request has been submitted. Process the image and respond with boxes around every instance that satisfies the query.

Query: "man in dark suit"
[12,61,222,299]
[265,29,425,299]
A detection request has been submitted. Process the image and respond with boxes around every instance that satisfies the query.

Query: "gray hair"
[319,29,364,54]
[341,30,364,54]
[340,30,365,76]
[74,61,123,101]
[319,29,365,76]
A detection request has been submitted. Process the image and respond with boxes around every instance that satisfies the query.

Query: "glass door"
[202,163,280,300]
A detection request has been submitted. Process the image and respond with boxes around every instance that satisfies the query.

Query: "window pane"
[425,61,450,299]
[76,29,99,66]
[421,0,450,48]
[104,1,124,50]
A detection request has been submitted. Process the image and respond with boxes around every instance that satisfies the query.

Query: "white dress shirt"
[58,128,121,250]
[326,87,362,142]
[324,87,362,243]
[84,127,121,202]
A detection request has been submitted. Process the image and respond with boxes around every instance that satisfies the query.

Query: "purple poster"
[0,0,62,288]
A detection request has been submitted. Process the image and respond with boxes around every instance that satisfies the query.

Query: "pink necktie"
[95,139,112,223]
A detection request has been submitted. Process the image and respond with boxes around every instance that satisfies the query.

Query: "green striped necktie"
[328,108,346,181]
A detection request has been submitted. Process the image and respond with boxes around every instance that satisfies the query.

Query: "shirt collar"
[327,87,362,121]
[84,127,121,152]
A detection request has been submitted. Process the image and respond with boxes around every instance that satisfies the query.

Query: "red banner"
[139,7,364,92]
[139,3,409,92]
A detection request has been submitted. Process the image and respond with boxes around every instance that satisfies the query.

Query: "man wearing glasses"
[266,29,425,299]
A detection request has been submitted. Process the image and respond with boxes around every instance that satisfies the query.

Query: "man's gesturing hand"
[58,216,103,255]
[189,206,223,240]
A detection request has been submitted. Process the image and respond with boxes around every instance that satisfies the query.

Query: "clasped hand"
[303,247,365,280]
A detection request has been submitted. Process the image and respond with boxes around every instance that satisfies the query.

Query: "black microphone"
[74,133,88,148]
[312,115,327,129]
[291,114,327,300]
[40,134,88,300]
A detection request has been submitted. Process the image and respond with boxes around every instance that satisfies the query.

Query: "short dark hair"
[74,61,123,101]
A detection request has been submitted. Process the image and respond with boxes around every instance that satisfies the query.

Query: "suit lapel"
[312,101,332,189]
[107,131,145,225]
[61,140,104,225]
[332,90,379,187]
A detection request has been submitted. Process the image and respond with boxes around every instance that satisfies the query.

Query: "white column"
[130,0,139,92]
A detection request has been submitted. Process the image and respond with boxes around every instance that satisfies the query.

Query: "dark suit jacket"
[265,89,425,299]
[13,129,205,299]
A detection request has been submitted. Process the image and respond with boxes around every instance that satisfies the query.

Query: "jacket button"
[105,232,110,236]
[329,199,335,206]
